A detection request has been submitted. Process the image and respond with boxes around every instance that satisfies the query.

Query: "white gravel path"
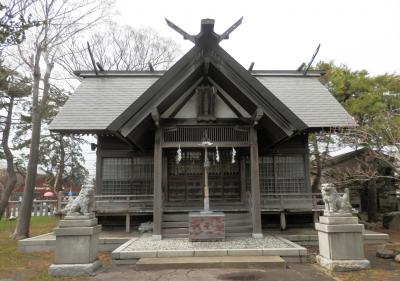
[123,235,293,251]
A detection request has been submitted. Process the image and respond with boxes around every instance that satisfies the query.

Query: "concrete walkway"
[91,264,335,281]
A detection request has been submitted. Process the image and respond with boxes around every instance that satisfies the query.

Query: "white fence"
[5,191,71,218]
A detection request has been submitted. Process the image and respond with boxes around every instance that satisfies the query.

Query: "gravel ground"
[123,235,293,251]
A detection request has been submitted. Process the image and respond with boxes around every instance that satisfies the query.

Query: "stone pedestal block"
[189,212,225,241]
[315,215,370,272]
[49,215,102,276]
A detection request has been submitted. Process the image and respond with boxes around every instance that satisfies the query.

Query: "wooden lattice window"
[163,126,249,143]
[259,155,306,193]
[197,86,216,121]
[101,157,153,195]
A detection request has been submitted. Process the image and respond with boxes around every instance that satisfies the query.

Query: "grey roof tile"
[50,75,356,132]
[256,76,356,128]
[49,77,158,131]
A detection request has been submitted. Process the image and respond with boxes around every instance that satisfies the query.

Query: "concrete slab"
[157,250,194,257]
[262,248,302,256]
[54,225,101,236]
[227,249,263,256]
[319,216,358,225]
[59,218,98,227]
[315,223,364,233]
[316,255,370,272]
[18,229,389,253]
[135,256,286,270]
[48,260,102,276]
[120,250,157,259]
[194,249,228,256]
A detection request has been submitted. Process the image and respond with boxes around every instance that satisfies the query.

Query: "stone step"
[135,256,286,270]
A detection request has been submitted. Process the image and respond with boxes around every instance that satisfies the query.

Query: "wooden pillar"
[152,128,163,240]
[125,214,131,233]
[240,156,247,204]
[250,127,263,238]
[280,212,287,231]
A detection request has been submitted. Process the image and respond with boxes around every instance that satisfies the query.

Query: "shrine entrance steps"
[135,256,286,270]
[161,211,252,238]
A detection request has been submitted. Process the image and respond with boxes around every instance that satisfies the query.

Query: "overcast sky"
[83,0,400,179]
[114,0,400,75]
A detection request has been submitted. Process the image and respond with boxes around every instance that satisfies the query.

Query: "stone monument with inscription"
[48,185,102,276]
[315,184,370,271]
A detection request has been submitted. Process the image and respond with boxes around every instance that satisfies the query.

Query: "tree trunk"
[311,137,321,193]
[0,96,17,219]
[13,51,53,239]
[12,52,41,239]
[367,179,378,222]
[360,185,369,212]
[54,135,65,193]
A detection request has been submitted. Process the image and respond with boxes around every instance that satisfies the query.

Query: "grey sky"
[115,0,400,75]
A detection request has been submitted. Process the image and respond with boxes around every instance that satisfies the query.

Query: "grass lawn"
[0,216,93,281]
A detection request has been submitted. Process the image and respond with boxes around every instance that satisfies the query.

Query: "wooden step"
[136,256,286,270]
[162,211,252,238]
[162,221,188,228]
[226,232,252,237]
[162,214,188,221]
[225,219,252,227]
[162,227,188,235]
[226,225,253,233]
[225,213,251,220]
[162,233,188,239]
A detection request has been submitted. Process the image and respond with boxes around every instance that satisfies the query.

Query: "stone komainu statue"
[321,183,352,215]
[62,185,95,216]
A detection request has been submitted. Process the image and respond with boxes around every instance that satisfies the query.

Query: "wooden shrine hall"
[50,18,356,239]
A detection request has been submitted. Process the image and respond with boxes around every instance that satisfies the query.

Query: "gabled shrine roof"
[49,71,356,133]
[50,18,356,136]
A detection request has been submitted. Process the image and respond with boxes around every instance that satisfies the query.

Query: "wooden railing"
[260,192,331,211]
[94,194,154,214]
[4,192,333,217]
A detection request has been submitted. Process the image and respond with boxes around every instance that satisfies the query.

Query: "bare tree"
[59,22,179,73]
[11,0,110,239]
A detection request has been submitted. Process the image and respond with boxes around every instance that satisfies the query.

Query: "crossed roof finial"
[165,17,243,44]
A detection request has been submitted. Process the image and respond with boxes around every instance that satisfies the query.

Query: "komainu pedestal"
[315,215,370,272]
[48,214,102,276]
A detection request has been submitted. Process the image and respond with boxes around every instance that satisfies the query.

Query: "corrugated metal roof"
[49,75,356,132]
[256,76,356,128]
[49,76,158,132]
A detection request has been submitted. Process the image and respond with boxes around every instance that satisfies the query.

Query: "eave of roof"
[73,69,325,78]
